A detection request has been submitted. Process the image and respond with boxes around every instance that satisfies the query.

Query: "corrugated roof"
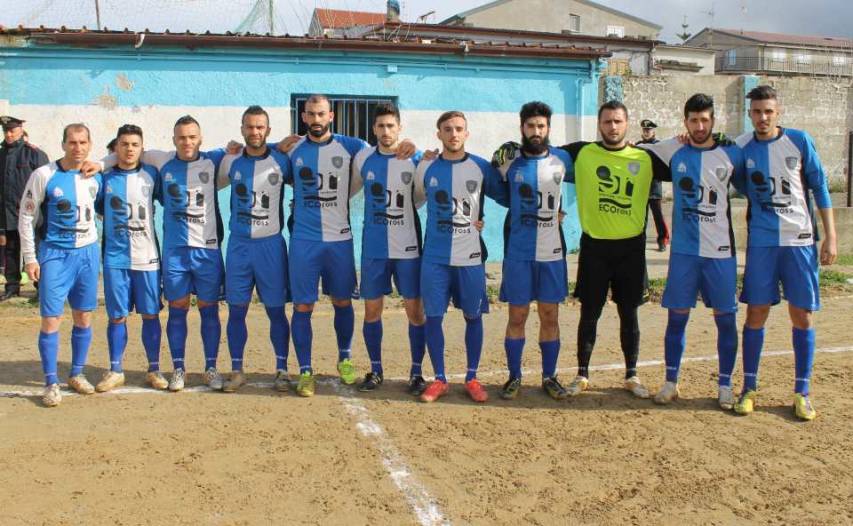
[313,8,387,29]
[0,26,609,60]
[709,28,853,50]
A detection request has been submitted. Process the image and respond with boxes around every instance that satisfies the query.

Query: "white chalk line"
[332,382,450,526]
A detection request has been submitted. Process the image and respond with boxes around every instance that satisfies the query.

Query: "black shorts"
[573,233,646,309]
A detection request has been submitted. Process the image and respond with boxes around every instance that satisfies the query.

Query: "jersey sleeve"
[273,150,292,185]
[481,158,509,207]
[350,147,372,198]
[558,141,589,183]
[550,148,575,183]
[795,130,831,209]
[724,146,747,195]
[140,149,175,171]
[18,165,50,265]
[203,148,228,174]
[636,138,680,167]
[340,135,370,158]
[95,173,105,216]
[646,149,672,182]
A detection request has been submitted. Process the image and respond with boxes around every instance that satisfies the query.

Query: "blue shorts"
[163,246,224,303]
[38,243,100,317]
[662,253,737,313]
[421,260,489,318]
[740,245,820,311]
[104,267,162,319]
[226,234,290,307]
[289,238,357,304]
[360,257,421,300]
[499,259,568,305]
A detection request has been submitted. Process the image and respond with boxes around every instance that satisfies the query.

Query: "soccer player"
[86,115,232,391]
[734,85,837,421]
[95,124,167,392]
[490,101,573,401]
[350,103,428,394]
[414,110,502,404]
[217,106,292,393]
[19,124,101,407]
[498,101,670,398]
[636,94,745,409]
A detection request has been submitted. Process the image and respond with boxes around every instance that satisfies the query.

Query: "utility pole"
[268,0,274,34]
[95,0,102,30]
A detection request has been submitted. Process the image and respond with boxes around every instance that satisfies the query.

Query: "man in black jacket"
[0,116,48,299]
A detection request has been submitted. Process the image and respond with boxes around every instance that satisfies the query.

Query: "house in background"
[686,28,853,77]
[308,8,386,37]
[652,44,716,76]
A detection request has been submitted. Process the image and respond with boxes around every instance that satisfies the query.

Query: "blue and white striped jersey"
[98,163,161,270]
[285,134,369,242]
[218,149,291,239]
[351,147,422,260]
[495,147,573,262]
[414,153,501,267]
[133,149,227,251]
[640,139,745,258]
[735,128,831,247]
[19,161,102,264]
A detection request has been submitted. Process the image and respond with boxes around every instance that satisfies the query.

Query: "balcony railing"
[716,55,853,76]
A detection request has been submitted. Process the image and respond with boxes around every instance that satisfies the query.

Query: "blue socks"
[292,310,313,374]
[504,337,524,379]
[425,315,446,382]
[464,316,483,382]
[38,331,59,386]
[334,304,354,361]
[540,339,560,379]
[714,313,738,387]
[793,327,815,395]
[199,304,221,370]
[70,326,92,377]
[226,305,249,372]
[363,320,383,375]
[664,310,690,383]
[742,326,765,392]
[408,323,426,377]
[167,307,188,370]
[141,317,162,372]
[107,322,128,373]
[266,306,290,371]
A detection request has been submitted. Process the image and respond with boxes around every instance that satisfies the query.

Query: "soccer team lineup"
[11,85,838,424]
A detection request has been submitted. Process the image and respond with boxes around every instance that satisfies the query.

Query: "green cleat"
[500,377,522,400]
[733,389,757,415]
[542,376,568,400]
[337,358,357,385]
[296,371,315,397]
[793,393,817,421]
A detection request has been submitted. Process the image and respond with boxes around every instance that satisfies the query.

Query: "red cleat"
[420,380,449,403]
[464,379,489,403]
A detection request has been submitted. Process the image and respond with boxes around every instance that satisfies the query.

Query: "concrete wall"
[653,46,716,75]
[456,0,659,39]
[615,74,851,185]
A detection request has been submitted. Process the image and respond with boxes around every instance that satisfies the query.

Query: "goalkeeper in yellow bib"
[497,100,669,397]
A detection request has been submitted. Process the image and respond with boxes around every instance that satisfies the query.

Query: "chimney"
[387,0,401,23]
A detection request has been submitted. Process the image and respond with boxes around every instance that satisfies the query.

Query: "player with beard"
[495,100,669,399]
[216,106,292,393]
[636,94,746,410]
[734,85,836,420]
[489,101,573,400]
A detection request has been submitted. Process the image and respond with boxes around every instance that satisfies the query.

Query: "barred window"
[291,95,397,144]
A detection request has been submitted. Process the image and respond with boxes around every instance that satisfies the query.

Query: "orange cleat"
[420,380,449,403]
[464,379,488,403]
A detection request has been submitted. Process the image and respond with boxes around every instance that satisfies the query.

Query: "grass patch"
[834,253,853,266]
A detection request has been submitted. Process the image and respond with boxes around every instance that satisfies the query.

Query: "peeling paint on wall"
[93,86,117,109]
[115,73,134,92]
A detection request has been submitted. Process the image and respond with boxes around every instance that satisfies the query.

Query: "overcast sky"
[3,0,851,44]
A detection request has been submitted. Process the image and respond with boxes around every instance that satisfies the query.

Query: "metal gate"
[291,95,397,144]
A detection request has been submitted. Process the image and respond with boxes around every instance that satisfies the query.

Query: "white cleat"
[95,371,125,393]
[68,374,95,395]
[42,383,62,407]
[168,368,186,392]
[566,375,590,397]
[146,371,169,390]
[653,381,680,405]
[625,376,650,399]
[204,367,224,390]
[718,385,735,410]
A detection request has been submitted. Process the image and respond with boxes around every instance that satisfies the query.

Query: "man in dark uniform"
[0,115,49,299]
[639,119,669,251]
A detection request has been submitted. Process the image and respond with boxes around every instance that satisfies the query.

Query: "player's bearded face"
[685,111,713,145]
[373,115,400,148]
[173,123,202,160]
[598,109,628,146]
[241,114,271,149]
[521,116,550,154]
[303,101,333,139]
[117,134,142,166]
[437,117,468,153]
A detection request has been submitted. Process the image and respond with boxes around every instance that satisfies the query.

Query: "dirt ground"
[2,267,853,526]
